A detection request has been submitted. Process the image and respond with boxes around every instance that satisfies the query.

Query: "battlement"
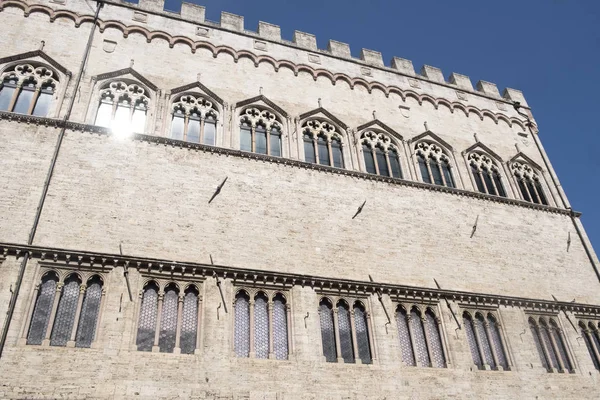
[109,0,529,106]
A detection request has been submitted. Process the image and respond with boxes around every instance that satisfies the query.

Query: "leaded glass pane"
[32,87,53,117]
[186,114,200,143]
[464,314,482,368]
[493,172,507,197]
[254,293,269,359]
[363,145,376,174]
[430,160,443,186]
[536,181,548,205]
[471,165,486,193]
[425,310,446,368]
[317,135,330,166]
[474,314,495,369]
[13,83,35,114]
[375,148,389,176]
[136,282,158,352]
[27,274,58,345]
[389,151,402,178]
[270,127,281,157]
[158,287,178,353]
[582,327,600,370]
[551,320,572,372]
[240,123,252,152]
[354,305,371,364]
[171,111,185,140]
[338,302,354,363]
[273,294,288,360]
[304,133,316,164]
[331,139,344,168]
[539,321,560,370]
[50,276,80,347]
[203,117,216,146]
[75,277,102,348]
[256,125,267,154]
[396,308,415,366]
[529,320,549,370]
[487,315,507,370]
[180,288,198,355]
[418,156,431,183]
[442,163,455,188]
[0,81,16,111]
[518,180,531,202]
[319,300,336,362]
[234,292,250,357]
[410,309,430,366]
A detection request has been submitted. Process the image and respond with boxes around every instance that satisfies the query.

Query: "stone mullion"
[488,169,501,195]
[535,324,555,371]
[7,83,21,112]
[327,138,334,167]
[152,290,164,352]
[439,161,448,187]
[371,148,379,175]
[332,308,343,363]
[182,114,190,141]
[251,126,256,153]
[420,316,434,367]
[285,303,293,357]
[91,288,106,348]
[268,300,275,359]
[20,283,40,343]
[349,307,360,364]
[436,316,450,366]
[312,137,319,164]
[42,283,63,346]
[67,284,87,348]
[199,116,205,144]
[173,294,184,354]
[530,177,544,203]
[471,318,489,370]
[385,151,393,177]
[366,311,377,363]
[406,313,421,367]
[249,298,255,358]
[522,177,535,201]
[477,170,486,193]
[194,295,203,355]
[266,126,272,156]
[546,325,566,371]
[425,158,435,184]
[26,87,41,115]
[483,320,500,370]
[586,329,600,366]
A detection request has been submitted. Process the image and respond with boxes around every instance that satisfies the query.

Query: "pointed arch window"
[468,152,507,197]
[0,63,58,116]
[529,316,573,373]
[169,94,219,145]
[414,141,454,188]
[94,80,149,134]
[511,161,548,205]
[463,311,509,371]
[360,130,403,178]
[26,272,59,345]
[135,280,201,354]
[580,321,600,370]
[50,274,82,347]
[234,289,290,360]
[238,107,283,156]
[396,305,446,368]
[302,119,344,168]
[75,276,104,348]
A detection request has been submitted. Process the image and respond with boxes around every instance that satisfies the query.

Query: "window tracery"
[414,141,455,188]
[511,161,548,205]
[468,152,506,197]
[318,296,373,364]
[302,119,344,168]
[395,304,446,368]
[0,63,57,116]
[361,130,402,178]
[579,320,600,370]
[170,94,218,145]
[239,107,282,156]
[463,311,509,371]
[94,80,149,134]
[528,316,573,373]
[233,288,290,360]
[25,270,104,348]
[135,280,202,355]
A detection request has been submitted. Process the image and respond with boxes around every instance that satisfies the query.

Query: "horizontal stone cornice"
[1,242,598,316]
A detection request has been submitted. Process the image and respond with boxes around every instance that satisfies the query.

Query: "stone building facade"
[0,0,599,398]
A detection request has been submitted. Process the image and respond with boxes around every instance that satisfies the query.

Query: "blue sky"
[160,0,599,249]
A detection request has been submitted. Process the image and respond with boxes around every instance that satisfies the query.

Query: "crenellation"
[391,57,415,75]
[360,48,384,67]
[449,72,474,91]
[257,21,281,41]
[180,2,205,23]
[220,11,244,32]
[476,80,501,98]
[420,65,445,83]
[327,40,351,58]
[136,0,164,13]
[503,88,529,108]
[293,30,318,51]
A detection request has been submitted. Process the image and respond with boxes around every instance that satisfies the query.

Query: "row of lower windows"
[22,270,592,374]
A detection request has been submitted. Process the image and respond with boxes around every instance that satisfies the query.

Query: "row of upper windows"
[23,269,598,374]
[0,61,550,206]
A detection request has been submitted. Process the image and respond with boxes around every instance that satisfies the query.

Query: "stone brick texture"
[0,1,598,398]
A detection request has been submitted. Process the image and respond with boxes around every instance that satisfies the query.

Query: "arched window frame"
[20,268,106,349]
[462,309,511,371]
[466,151,508,197]
[132,278,203,355]
[579,320,600,371]
[236,105,285,157]
[359,129,405,178]
[412,140,456,188]
[168,92,220,145]
[395,302,449,368]
[317,295,376,364]
[232,287,292,360]
[300,118,346,169]
[528,315,574,373]
[0,61,61,117]
[510,160,550,205]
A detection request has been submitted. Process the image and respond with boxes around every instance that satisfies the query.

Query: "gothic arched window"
[254,292,270,359]
[580,321,600,370]
[239,107,282,156]
[75,275,104,348]
[273,293,289,360]
[0,63,58,116]
[396,305,446,368]
[529,316,573,373]
[170,94,218,145]
[26,271,59,345]
[158,283,179,353]
[180,286,200,355]
[361,130,403,178]
[468,152,507,197]
[94,80,149,134]
[463,311,509,371]
[302,119,344,168]
[353,302,372,364]
[511,161,548,205]
[50,274,82,347]
[319,298,337,362]
[136,281,159,352]
[337,300,354,364]
[414,141,455,188]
